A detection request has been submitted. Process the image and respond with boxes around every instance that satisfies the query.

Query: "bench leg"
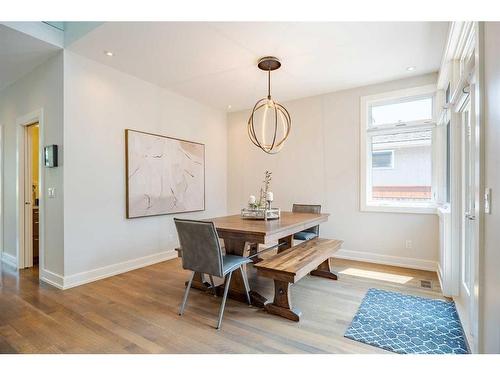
[310,258,338,280]
[265,280,302,321]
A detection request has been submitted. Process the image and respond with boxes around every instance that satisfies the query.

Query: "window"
[361,86,437,213]
[370,97,433,127]
[372,150,394,169]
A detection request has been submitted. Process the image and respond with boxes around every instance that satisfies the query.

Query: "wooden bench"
[253,238,343,321]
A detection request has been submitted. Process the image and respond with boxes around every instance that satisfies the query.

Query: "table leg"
[265,280,302,321]
[310,258,338,280]
[187,272,212,291]
[277,234,293,254]
[215,238,267,308]
[248,243,263,263]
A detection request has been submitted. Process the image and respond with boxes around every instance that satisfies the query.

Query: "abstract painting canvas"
[125,129,205,218]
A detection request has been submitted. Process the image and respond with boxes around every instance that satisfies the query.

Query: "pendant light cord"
[267,70,271,99]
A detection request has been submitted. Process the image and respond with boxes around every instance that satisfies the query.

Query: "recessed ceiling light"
[227,105,232,110]
[406,66,416,72]
[104,51,114,57]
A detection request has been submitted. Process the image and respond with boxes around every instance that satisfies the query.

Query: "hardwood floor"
[0,256,443,354]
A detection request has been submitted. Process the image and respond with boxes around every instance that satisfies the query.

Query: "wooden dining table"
[189,211,330,307]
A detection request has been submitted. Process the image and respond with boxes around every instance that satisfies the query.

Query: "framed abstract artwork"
[125,129,205,218]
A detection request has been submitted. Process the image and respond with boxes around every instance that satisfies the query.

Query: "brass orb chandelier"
[247,56,291,154]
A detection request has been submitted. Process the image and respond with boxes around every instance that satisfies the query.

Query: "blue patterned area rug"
[345,288,469,354]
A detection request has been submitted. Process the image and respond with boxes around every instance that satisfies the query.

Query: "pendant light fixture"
[248,56,291,154]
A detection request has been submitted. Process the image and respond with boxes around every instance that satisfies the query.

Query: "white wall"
[0,52,64,275]
[227,74,439,269]
[481,22,500,354]
[63,51,227,279]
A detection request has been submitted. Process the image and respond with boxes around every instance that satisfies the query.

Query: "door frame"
[470,24,484,352]
[16,109,45,271]
[0,124,3,260]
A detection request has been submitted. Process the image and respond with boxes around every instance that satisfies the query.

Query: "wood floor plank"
[0,256,443,354]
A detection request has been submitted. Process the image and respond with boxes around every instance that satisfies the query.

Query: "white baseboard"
[333,249,438,272]
[62,249,178,289]
[1,252,17,268]
[40,268,65,289]
[3,249,177,290]
[436,262,446,295]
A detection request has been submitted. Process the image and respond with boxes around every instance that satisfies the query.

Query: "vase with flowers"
[242,171,280,220]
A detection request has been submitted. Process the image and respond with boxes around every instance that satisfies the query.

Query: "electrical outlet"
[405,240,412,249]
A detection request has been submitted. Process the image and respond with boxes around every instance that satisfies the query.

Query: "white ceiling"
[0,24,60,91]
[67,22,448,111]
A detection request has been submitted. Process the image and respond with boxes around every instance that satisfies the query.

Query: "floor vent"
[420,280,432,289]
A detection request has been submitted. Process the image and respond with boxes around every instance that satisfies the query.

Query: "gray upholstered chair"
[292,204,322,241]
[174,218,252,329]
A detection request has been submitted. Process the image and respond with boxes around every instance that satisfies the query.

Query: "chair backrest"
[174,218,224,277]
[292,204,322,235]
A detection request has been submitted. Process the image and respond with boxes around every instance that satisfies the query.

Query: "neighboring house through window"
[360,85,437,213]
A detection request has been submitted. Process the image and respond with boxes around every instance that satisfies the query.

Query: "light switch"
[48,187,56,198]
[485,188,491,214]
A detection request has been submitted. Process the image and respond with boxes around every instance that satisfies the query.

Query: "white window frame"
[372,149,394,169]
[360,85,438,214]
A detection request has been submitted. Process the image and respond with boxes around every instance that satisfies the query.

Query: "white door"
[461,98,473,292]
[460,84,479,350]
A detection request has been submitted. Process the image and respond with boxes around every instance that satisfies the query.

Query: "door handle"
[465,212,476,220]
[25,202,31,205]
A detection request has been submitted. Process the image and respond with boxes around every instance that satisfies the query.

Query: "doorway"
[24,123,40,267]
[16,109,44,271]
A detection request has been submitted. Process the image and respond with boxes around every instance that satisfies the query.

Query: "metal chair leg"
[209,275,217,296]
[240,265,252,306]
[208,275,217,296]
[216,271,232,330]
[179,271,195,316]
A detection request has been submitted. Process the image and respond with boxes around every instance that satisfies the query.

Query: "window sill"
[361,202,438,215]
